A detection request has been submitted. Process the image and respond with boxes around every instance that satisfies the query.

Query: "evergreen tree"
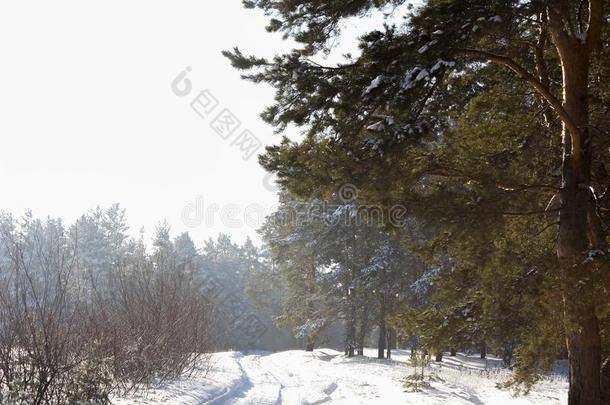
[228,1,610,402]
[260,192,424,356]
[259,194,334,351]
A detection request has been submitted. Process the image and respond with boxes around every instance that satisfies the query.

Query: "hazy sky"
[0,1,403,246]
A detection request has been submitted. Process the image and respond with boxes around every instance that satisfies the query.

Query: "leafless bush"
[0,218,101,404]
[0,217,217,404]
[88,259,217,393]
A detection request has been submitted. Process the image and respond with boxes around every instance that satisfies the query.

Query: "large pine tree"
[227,1,609,403]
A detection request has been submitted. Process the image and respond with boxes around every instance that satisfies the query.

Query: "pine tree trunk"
[450,348,457,357]
[378,293,386,359]
[502,345,514,368]
[305,255,316,353]
[388,327,397,350]
[386,328,395,359]
[435,352,443,362]
[344,238,358,359]
[357,307,368,356]
[480,341,486,359]
[564,305,601,405]
[345,288,356,358]
[549,11,604,402]
[345,320,355,357]
[386,329,391,359]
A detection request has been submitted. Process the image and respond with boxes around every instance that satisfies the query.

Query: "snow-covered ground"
[112,349,567,404]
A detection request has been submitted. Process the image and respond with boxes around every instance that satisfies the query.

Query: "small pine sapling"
[402,350,443,392]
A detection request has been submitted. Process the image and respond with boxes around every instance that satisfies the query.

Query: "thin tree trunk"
[386,328,395,359]
[502,344,514,368]
[388,327,397,350]
[378,293,386,359]
[435,351,443,362]
[450,348,457,357]
[345,318,355,357]
[344,237,357,358]
[345,286,356,358]
[357,305,369,356]
[305,255,316,353]
[480,341,486,359]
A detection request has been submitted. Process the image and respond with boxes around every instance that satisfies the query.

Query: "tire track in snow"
[258,355,304,404]
[205,352,251,405]
[217,352,282,405]
[259,352,346,404]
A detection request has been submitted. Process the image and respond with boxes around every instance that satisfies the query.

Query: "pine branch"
[424,165,559,193]
[458,48,582,146]
[500,207,562,216]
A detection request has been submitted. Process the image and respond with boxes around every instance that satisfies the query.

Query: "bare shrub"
[89,259,217,393]
[0,215,216,403]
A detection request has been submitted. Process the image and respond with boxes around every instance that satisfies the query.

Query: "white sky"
[0,1,405,246]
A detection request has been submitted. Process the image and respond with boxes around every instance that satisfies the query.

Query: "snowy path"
[113,349,568,404]
[222,353,282,404]
[216,350,348,404]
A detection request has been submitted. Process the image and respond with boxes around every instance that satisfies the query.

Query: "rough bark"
[547,2,605,403]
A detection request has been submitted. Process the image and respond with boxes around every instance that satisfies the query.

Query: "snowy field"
[113,349,567,404]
